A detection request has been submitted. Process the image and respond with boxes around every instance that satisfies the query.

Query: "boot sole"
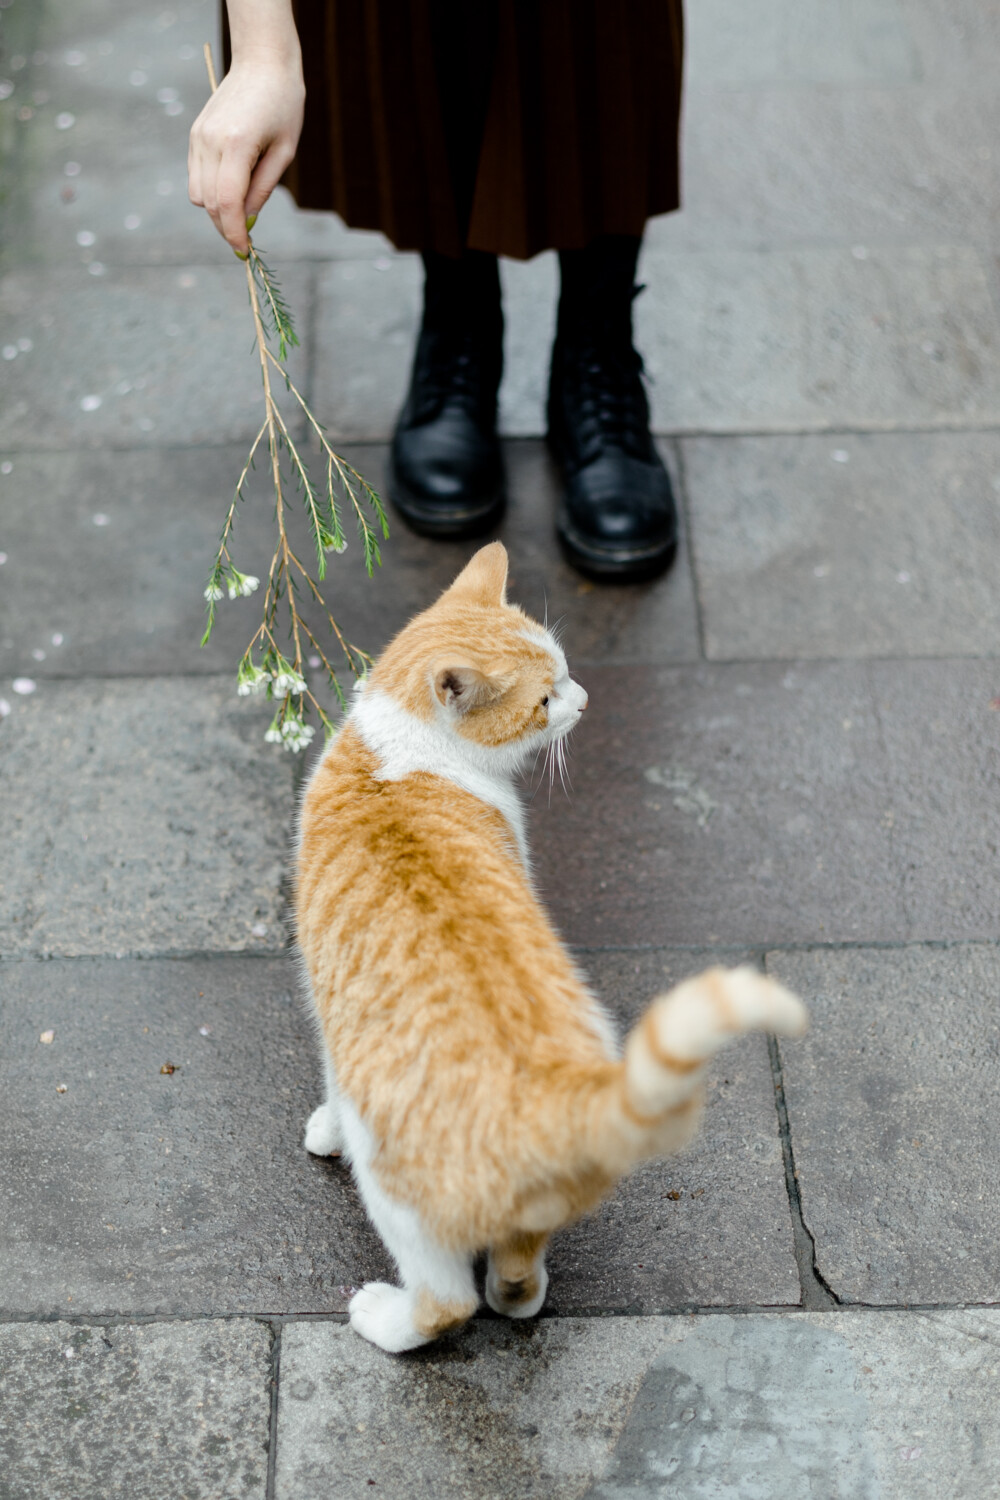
[546,429,678,583]
[390,473,506,540]
[556,512,678,583]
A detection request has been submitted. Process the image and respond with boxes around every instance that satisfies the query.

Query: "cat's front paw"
[349,1282,428,1353]
[303,1103,343,1157]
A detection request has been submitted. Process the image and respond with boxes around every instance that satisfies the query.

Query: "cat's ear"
[445,542,509,606]
[433,664,501,714]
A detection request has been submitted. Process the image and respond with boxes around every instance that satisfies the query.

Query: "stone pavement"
[1,0,999,1495]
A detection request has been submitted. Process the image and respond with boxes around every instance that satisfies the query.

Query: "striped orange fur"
[296,544,806,1352]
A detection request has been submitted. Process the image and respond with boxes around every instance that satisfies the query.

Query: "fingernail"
[233,247,249,261]
[245,213,257,231]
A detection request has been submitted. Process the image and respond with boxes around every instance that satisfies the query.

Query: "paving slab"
[905,0,1000,81]
[0,950,794,1317]
[650,83,1000,253]
[686,0,919,86]
[0,441,699,685]
[683,431,1000,659]
[0,1319,271,1500]
[870,659,1000,939]
[0,445,298,682]
[687,0,1000,89]
[0,262,310,449]
[0,0,385,270]
[769,944,1000,1305]
[0,955,392,1316]
[276,1309,1000,1499]
[0,678,292,957]
[637,245,1000,435]
[311,256,421,442]
[530,658,1000,947]
[528,660,901,947]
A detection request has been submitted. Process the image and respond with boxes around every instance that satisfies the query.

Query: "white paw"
[303,1103,343,1156]
[485,1261,548,1320]
[349,1282,428,1353]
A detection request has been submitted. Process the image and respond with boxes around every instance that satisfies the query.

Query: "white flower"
[264,723,283,744]
[226,569,259,600]
[323,536,347,555]
[204,582,224,602]
[279,717,315,753]
[272,669,307,695]
[236,663,270,698]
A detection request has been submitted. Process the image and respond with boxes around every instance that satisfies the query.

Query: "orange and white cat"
[296,543,805,1353]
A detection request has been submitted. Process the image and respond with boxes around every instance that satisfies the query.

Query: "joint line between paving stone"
[6,937,1000,968]
[265,1323,282,1500]
[12,418,1000,458]
[5,1300,1000,1336]
[765,1031,840,1310]
[671,438,708,661]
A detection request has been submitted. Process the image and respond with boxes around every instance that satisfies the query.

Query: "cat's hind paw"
[349,1283,429,1353]
[303,1103,343,1157]
[485,1260,548,1320]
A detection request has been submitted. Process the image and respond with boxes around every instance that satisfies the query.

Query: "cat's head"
[367,543,587,769]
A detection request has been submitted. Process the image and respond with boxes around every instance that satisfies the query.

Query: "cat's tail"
[589,966,807,1175]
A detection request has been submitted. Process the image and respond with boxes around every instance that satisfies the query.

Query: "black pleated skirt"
[226,1,684,260]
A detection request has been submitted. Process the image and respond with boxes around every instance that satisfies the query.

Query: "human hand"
[188,57,305,255]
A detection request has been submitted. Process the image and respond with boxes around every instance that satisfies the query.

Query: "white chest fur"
[350,687,531,870]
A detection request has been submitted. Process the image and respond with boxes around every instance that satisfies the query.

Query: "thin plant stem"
[198,44,386,752]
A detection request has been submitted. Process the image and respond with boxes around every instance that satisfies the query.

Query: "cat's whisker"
[525,742,548,803]
[556,734,572,797]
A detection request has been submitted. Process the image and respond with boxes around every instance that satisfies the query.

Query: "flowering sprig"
[200,45,388,750]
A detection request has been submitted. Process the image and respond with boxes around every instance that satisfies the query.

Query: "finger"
[216,149,258,253]
[198,163,226,243]
[245,141,294,219]
[187,147,205,208]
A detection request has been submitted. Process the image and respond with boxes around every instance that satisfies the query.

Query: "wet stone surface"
[683,430,1000,660]
[637,244,1000,436]
[0,679,292,958]
[769,944,1000,1305]
[0,264,310,449]
[276,1311,1000,1499]
[0,956,392,1316]
[529,659,898,948]
[529,657,1000,948]
[0,1319,272,1500]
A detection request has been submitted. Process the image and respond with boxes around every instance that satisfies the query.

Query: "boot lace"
[412,325,492,423]
[562,288,652,461]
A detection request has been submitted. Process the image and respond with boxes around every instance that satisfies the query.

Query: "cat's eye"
[541,695,549,707]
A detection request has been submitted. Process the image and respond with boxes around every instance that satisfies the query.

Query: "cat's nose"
[580,694,588,711]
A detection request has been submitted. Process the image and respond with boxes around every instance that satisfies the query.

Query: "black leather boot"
[391,251,505,538]
[548,236,677,581]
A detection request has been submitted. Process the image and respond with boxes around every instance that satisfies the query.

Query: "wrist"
[228,42,302,74]
[226,1,301,70]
